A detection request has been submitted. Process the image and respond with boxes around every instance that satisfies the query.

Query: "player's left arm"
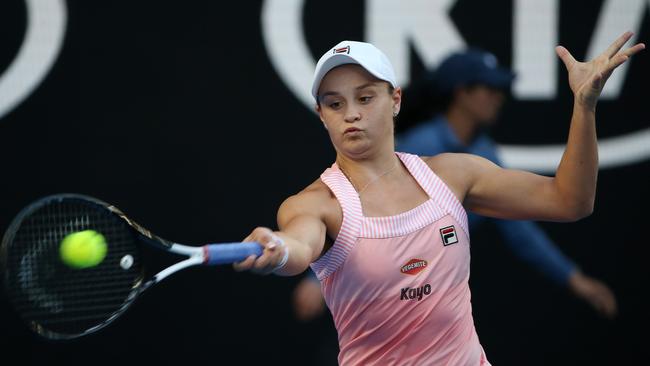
[434,32,645,222]
[434,153,587,222]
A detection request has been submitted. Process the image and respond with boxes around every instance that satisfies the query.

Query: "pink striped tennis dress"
[310,152,491,366]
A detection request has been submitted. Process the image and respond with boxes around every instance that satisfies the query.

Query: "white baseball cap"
[311,40,398,101]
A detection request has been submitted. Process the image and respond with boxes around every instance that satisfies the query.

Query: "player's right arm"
[233,181,336,276]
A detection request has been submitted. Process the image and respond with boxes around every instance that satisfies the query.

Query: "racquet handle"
[203,242,264,265]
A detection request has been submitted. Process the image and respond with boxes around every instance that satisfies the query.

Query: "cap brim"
[311,55,360,99]
[478,68,516,89]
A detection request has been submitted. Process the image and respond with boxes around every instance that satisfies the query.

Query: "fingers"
[596,286,618,319]
[555,45,576,70]
[233,254,257,272]
[601,32,645,73]
[609,53,629,70]
[602,31,634,58]
[600,42,645,82]
[607,42,645,71]
[570,272,619,319]
[622,42,646,57]
[591,290,618,319]
[582,280,618,319]
[559,32,644,72]
[233,227,286,275]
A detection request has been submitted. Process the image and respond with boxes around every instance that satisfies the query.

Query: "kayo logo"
[0,0,67,121]
[400,283,432,301]
[261,0,650,172]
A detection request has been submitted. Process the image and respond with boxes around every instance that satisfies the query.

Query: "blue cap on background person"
[434,49,516,93]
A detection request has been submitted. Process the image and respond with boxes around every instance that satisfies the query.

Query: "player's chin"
[340,140,374,157]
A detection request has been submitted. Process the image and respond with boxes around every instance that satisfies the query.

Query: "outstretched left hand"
[556,31,645,108]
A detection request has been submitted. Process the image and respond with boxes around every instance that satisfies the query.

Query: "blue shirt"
[395,115,576,285]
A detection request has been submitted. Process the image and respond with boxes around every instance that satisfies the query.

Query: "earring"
[393,110,399,117]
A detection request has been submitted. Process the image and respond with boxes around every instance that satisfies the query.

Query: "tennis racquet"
[0,193,263,340]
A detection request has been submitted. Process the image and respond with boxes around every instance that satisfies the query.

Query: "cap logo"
[400,258,428,275]
[333,45,350,54]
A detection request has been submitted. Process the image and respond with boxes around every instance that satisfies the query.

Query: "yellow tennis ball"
[59,230,107,269]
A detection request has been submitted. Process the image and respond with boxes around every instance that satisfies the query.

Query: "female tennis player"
[234,32,644,365]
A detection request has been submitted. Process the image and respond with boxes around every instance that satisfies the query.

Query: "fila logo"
[333,45,350,54]
[400,259,428,275]
[440,225,458,246]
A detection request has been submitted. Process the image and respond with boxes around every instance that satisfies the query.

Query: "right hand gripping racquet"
[0,193,263,340]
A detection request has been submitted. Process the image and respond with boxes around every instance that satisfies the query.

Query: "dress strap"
[309,163,363,280]
[396,152,469,237]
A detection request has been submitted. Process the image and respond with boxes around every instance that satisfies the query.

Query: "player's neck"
[336,151,402,194]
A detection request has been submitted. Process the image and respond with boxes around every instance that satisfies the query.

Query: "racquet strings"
[3,197,143,339]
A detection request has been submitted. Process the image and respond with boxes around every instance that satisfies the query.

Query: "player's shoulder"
[422,152,486,171]
[296,178,335,202]
[421,153,490,198]
[279,178,337,217]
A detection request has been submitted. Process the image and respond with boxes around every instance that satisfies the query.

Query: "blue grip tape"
[204,242,263,265]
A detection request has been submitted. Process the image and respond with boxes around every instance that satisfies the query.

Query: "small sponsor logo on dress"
[400,259,428,275]
[400,284,432,301]
[440,225,458,246]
